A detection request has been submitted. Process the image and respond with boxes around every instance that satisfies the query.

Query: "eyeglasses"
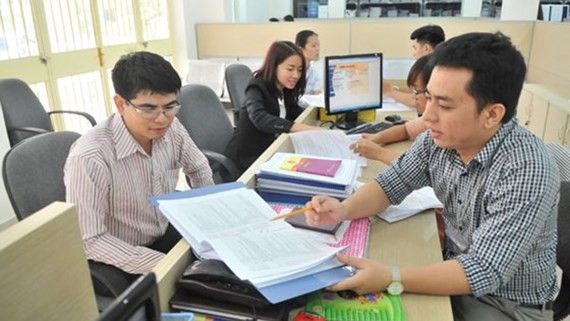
[411,88,428,97]
[125,98,181,119]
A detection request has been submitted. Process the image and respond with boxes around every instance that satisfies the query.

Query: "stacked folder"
[256,152,359,199]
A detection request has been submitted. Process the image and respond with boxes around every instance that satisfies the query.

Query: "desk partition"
[0,202,99,321]
[155,106,452,320]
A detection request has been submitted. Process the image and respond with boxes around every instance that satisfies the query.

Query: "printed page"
[157,188,343,283]
[157,189,288,253]
[209,226,344,284]
[289,130,367,167]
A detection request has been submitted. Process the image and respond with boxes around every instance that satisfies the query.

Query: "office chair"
[225,63,252,125]
[176,84,241,184]
[0,78,96,146]
[546,143,570,321]
[2,131,131,310]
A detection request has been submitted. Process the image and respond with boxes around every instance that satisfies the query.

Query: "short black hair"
[295,30,318,48]
[111,51,181,100]
[430,32,526,123]
[406,54,433,89]
[283,14,294,22]
[410,25,445,49]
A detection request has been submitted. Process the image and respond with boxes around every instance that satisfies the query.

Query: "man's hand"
[306,195,348,226]
[327,253,391,294]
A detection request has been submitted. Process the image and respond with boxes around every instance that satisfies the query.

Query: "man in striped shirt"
[307,32,559,321]
[64,52,214,292]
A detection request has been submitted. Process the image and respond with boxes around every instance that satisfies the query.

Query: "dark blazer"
[225,77,303,172]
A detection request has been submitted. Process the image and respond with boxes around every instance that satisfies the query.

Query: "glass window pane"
[97,0,136,46]
[43,0,96,53]
[140,0,169,40]
[0,0,39,60]
[57,71,107,133]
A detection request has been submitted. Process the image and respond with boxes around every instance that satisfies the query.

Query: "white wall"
[180,0,233,61]
[462,0,483,18]
[501,0,540,21]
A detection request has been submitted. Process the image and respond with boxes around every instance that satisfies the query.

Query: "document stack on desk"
[150,182,354,304]
[256,152,359,199]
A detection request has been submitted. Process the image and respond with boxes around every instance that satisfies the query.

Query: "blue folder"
[258,265,353,304]
[256,172,347,190]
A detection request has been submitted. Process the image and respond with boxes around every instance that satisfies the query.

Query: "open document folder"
[150,182,353,304]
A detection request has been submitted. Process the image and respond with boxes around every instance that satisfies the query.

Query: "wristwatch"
[387,265,404,295]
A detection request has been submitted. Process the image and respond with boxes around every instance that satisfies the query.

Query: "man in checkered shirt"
[306,32,559,321]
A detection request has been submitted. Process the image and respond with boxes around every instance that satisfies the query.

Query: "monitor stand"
[334,111,364,130]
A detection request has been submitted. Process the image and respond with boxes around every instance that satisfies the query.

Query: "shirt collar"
[471,118,517,169]
[111,114,168,160]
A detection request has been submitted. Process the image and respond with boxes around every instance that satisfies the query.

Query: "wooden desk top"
[155,106,453,321]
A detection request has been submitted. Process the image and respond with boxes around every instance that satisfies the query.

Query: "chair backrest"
[546,144,570,321]
[0,78,54,146]
[176,84,234,154]
[2,131,81,220]
[225,64,252,124]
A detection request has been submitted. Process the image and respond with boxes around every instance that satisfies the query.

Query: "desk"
[154,106,453,321]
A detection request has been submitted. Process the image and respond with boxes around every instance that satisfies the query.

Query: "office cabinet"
[543,102,570,146]
[344,0,462,17]
[358,1,423,18]
[424,0,462,17]
[517,86,548,138]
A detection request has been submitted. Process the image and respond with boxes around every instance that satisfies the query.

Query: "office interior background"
[0,0,569,230]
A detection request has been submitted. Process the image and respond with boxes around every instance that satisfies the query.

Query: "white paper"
[378,187,443,223]
[289,130,367,167]
[156,188,344,285]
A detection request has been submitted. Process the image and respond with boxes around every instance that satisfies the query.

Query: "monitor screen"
[96,273,161,321]
[324,53,383,129]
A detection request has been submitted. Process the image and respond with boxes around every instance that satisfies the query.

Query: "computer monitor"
[324,53,383,129]
[97,273,160,321]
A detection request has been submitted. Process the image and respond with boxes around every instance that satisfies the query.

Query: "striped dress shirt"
[376,119,559,305]
[64,114,213,274]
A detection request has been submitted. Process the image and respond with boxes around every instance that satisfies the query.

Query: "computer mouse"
[337,290,359,299]
[385,114,402,123]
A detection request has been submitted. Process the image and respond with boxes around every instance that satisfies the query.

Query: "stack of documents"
[151,182,354,304]
[256,152,359,199]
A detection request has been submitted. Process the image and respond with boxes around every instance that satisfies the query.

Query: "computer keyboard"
[345,121,393,134]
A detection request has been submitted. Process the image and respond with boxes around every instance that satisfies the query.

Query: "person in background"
[295,29,323,95]
[384,24,445,107]
[307,32,558,321]
[65,51,214,291]
[351,54,433,164]
[225,41,320,172]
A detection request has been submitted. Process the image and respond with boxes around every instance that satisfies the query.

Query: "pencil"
[271,204,313,221]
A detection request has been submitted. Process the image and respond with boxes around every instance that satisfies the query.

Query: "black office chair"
[225,64,252,125]
[2,131,131,310]
[547,143,570,321]
[176,84,241,185]
[0,78,96,146]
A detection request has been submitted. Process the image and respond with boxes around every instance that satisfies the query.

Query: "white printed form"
[156,188,343,284]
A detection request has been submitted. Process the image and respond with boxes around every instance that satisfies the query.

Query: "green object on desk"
[305,290,406,321]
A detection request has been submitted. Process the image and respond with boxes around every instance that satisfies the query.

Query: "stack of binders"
[256,152,359,199]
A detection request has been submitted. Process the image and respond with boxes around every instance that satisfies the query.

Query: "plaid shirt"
[377,119,559,304]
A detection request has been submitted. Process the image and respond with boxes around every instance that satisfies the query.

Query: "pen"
[271,204,313,221]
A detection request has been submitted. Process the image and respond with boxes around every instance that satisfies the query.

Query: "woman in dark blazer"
[225,41,320,172]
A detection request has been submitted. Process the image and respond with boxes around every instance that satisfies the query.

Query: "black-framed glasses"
[125,98,181,119]
[411,87,428,97]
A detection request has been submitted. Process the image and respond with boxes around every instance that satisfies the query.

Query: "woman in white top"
[295,30,322,95]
